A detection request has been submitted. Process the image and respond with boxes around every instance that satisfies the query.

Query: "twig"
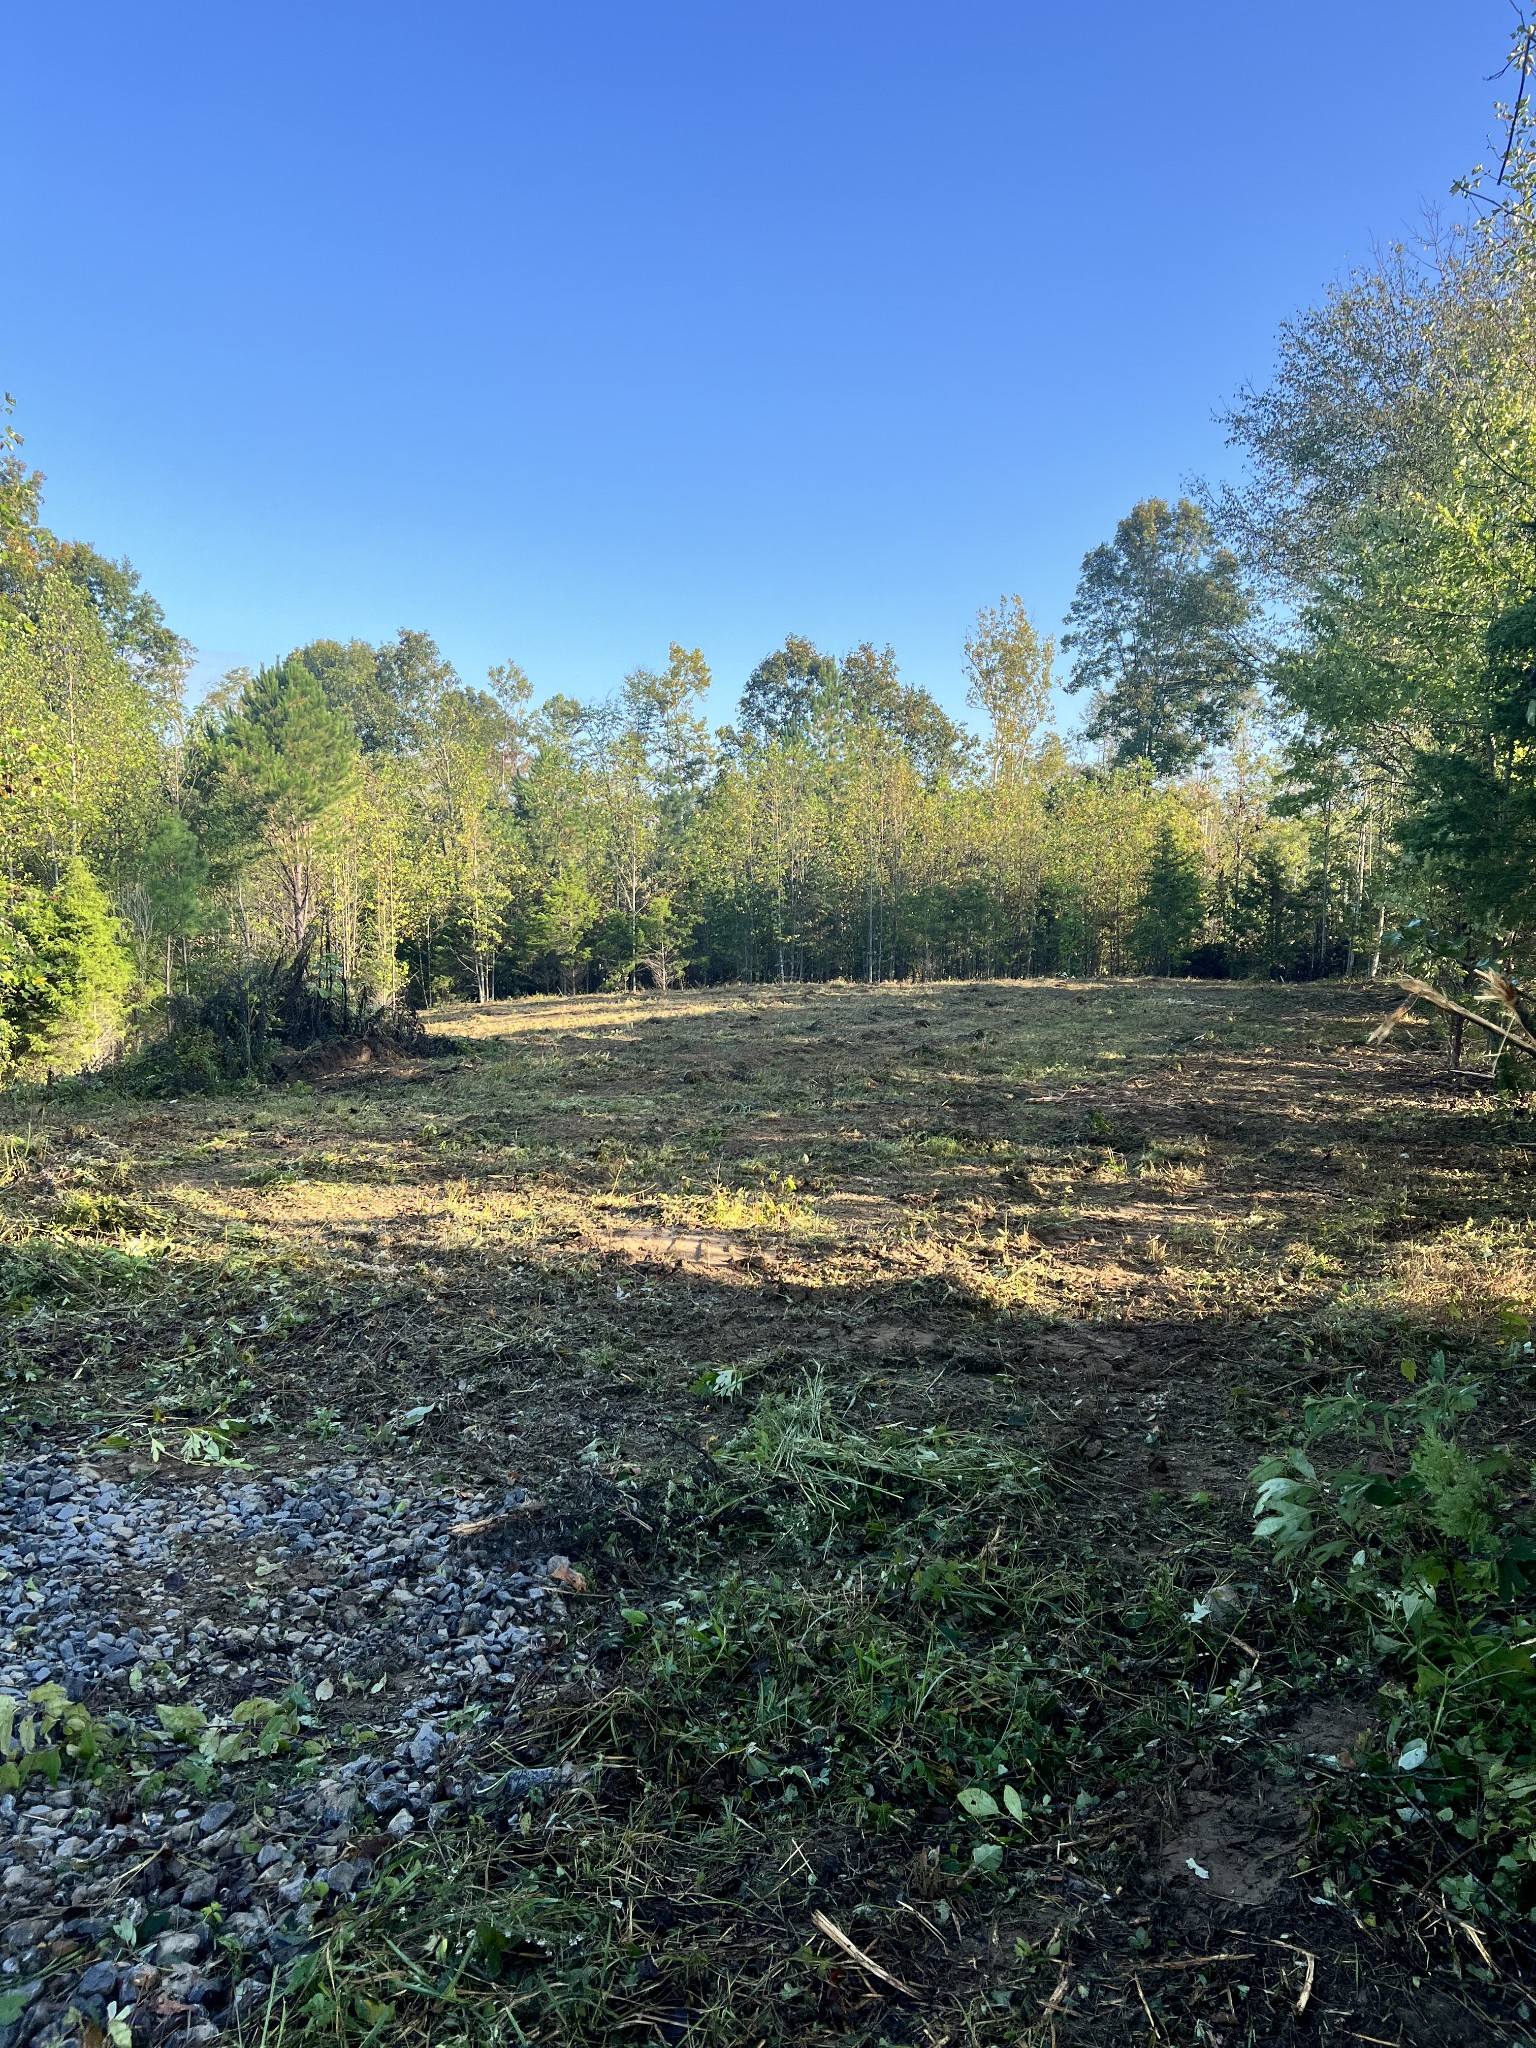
[809,1909,920,1999]
[1367,974,1536,1056]
[1143,1951,1254,1972]
[1496,11,1536,185]
[1262,1936,1317,2013]
[1039,1968,1071,2018]
[449,1501,544,1537]
[1133,1974,1161,2039]
[1419,1898,1496,1972]
[1295,1947,1316,2014]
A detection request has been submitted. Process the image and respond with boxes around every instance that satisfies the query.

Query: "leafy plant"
[1251,1349,1536,1914]
[0,1683,113,1790]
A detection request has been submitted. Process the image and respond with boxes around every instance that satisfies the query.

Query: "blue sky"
[3,2,1509,720]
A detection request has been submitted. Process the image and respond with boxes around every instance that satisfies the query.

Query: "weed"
[1253,1346,1536,1917]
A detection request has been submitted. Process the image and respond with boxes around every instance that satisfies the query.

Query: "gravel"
[0,1449,581,2045]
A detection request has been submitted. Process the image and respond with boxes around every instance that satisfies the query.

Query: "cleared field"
[2,979,1533,2047]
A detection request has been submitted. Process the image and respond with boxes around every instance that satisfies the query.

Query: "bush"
[1186,941,1231,979]
[109,949,423,1096]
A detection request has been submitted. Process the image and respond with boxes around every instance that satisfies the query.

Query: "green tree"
[965,595,1056,783]
[122,813,212,994]
[1063,498,1255,775]
[738,635,839,742]
[1133,822,1204,974]
[201,659,358,950]
[0,860,133,1074]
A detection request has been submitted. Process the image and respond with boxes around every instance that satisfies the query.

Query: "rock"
[154,1928,208,1965]
[75,1962,118,1997]
[408,1724,442,1769]
[0,1449,570,1961]
[162,1967,222,2008]
[223,1912,270,1950]
[231,1977,271,2017]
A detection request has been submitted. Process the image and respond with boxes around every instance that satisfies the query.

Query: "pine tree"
[1133,823,1204,974]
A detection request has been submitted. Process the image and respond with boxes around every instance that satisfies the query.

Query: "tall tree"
[1063,497,1255,775]
[738,635,839,743]
[200,659,358,950]
[965,596,1055,783]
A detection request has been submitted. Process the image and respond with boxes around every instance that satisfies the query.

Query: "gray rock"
[154,1928,207,1965]
[197,1801,237,1835]
[75,1962,117,1997]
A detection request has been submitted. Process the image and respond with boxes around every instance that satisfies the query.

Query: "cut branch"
[1367,974,1536,1057]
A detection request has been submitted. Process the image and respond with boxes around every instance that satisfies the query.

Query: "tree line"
[4,74,1536,1078]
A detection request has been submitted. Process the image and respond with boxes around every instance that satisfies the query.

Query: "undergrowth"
[233,1337,1536,2047]
[1252,1325,1536,1925]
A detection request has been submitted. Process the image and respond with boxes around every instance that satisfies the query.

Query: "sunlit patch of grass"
[694,1180,814,1232]
[49,1186,163,1235]
[0,1128,49,1185]
[1387,1219,1536,1331]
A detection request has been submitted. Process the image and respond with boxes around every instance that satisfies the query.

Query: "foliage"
[1252,1345,1536,1917]
[0,860,133,1076]
[1132,820,1205,973]
[1062,497,1256,775]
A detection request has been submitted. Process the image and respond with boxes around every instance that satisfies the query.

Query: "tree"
[1220,170,1536,974]
[965,596,1055,782]
[374,629,460,749]
[837,642,967,783]
[201,659,358,950]
[295,639,395,752]
[738,635,839,742]
[120,812,212,994]
[1063,498,1255,775]
[0,859,133,1074]
[1133,823,1204,974]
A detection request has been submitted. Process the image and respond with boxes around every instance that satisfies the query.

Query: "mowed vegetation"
[4,977,1535,2046]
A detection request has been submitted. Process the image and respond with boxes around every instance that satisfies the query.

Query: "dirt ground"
[3,977,1534,2047]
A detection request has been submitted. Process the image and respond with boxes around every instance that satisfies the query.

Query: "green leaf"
[230,1696,280,1725]
[959,1786,1000,1820]
[1003,1784,1025,1823]
[971,1842,1004,1875]
[156,1703,207,1740]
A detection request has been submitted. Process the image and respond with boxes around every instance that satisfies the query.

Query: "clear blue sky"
[3,2,1509,719]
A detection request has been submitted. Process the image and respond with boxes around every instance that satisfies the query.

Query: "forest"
[5,100,1536,1082]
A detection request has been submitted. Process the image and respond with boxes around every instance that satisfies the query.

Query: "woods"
[8,108,1536,1081]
